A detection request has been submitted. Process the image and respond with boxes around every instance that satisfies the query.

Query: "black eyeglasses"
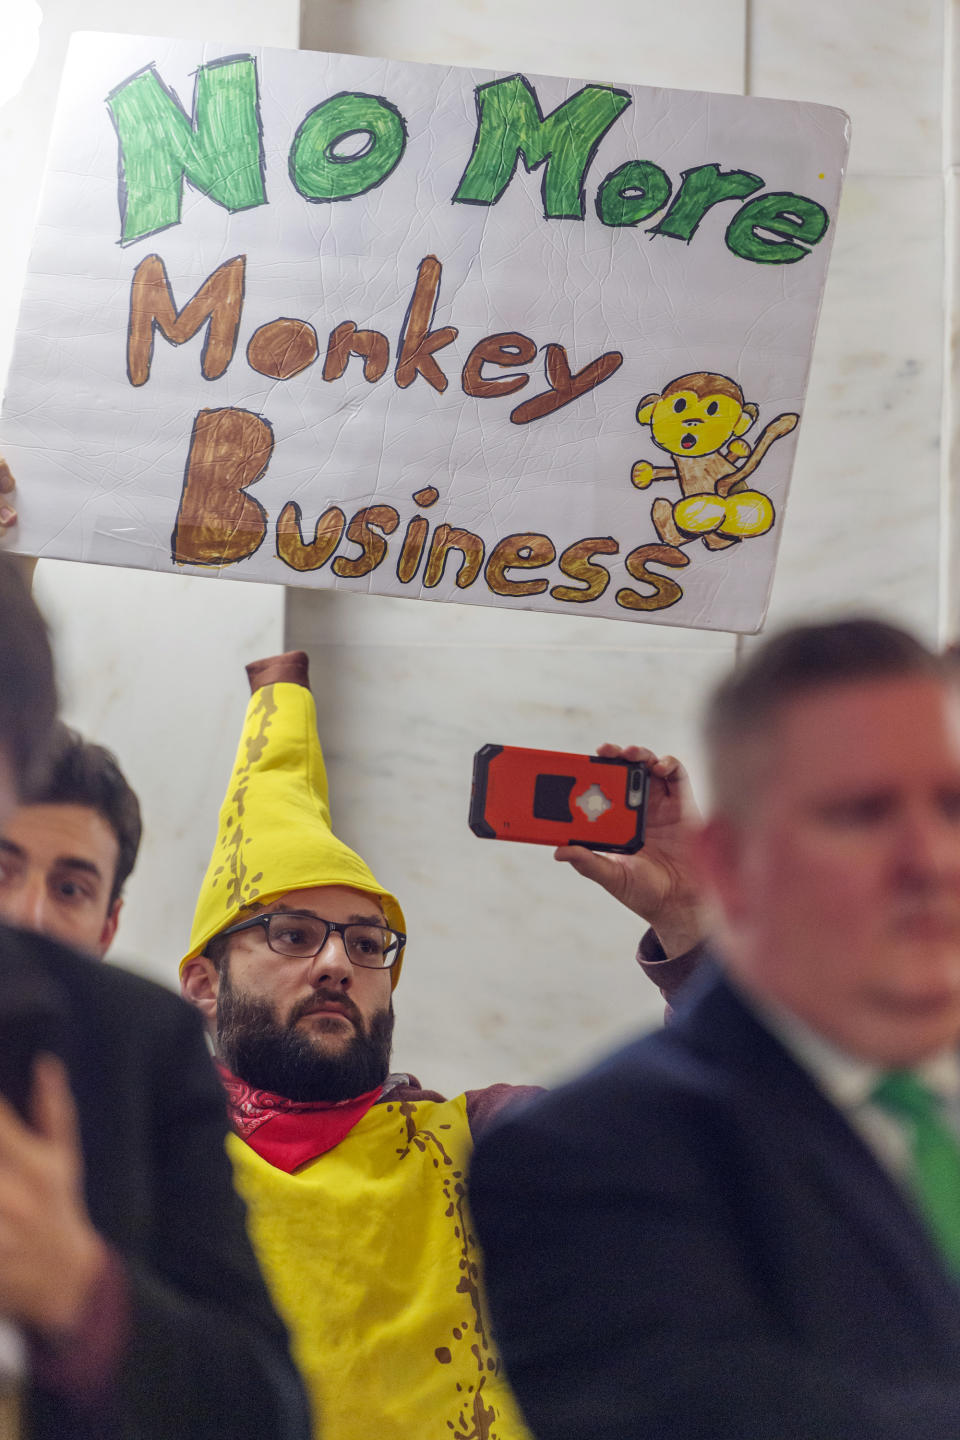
[221,912,406,970]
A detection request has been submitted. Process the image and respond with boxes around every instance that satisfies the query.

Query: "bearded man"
[180,651,702,1440]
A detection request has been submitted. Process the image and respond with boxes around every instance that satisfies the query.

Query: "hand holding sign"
[0,460,16,530]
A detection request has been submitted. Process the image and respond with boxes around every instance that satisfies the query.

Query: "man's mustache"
[288,989,365,1031]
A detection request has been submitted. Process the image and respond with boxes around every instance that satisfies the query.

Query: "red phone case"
[470,744,648,852]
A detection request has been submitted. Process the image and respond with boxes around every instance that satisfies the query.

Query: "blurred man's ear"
[695,816,748,929]
[97,898,122,958]
[181,956,221,1027]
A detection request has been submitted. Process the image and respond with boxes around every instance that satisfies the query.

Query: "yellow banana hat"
[181,652,406,986]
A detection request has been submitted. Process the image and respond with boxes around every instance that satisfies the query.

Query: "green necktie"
[871,1070,960,1275]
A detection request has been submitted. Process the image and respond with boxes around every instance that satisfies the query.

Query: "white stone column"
[747,0,948,642]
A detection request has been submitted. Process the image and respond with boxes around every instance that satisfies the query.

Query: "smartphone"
[470,744,649,852]
[0,965,67,1122]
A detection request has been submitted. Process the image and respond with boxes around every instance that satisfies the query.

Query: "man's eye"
[275,926,309,946]
[56,879,92,903]
[939,792,960,823]
[352,929,387,956]
[821,797,892,826]
[0,852,22,885]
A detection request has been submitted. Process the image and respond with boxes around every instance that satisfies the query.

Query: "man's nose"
[307,929,353,986]
[898,806,960,885]
[0,876,49,934]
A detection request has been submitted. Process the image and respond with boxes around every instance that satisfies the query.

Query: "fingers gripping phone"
[470,745,649,853]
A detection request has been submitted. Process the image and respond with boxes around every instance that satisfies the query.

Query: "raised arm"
[0,457,38,588]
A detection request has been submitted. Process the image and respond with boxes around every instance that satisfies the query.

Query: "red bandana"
[218,1064,383,1172]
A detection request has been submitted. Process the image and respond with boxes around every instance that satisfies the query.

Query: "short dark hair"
[704,617,947,812]
[0,556,58,796]
[34,728,142,906]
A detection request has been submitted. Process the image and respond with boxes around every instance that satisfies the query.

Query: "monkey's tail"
[717,413,798,496]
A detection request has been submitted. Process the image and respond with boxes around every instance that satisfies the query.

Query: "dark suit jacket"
[469,967,960,1440]
[0,925,310,1440]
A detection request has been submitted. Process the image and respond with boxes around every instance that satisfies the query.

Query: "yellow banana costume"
[183,655,531,1440]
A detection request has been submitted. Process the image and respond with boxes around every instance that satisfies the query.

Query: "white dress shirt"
[738,986,960,1185]
[0,1321,24,1385]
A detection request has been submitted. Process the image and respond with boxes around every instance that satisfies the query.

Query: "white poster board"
[0,34,848,631]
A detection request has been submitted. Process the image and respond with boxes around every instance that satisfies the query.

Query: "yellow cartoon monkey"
[632,372,798,550]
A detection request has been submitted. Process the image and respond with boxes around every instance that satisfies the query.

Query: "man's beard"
[215,963,395,1102]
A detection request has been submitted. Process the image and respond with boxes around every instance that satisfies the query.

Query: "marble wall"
[0,2,952,1089]
[950,5,960,639]
[748,0,949,641]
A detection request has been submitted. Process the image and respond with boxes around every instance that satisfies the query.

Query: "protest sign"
[0,34,848,631]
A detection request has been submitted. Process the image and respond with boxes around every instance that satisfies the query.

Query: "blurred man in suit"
[0,554,310,1440]
[471,617,960,1440]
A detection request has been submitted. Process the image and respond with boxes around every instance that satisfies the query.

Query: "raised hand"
[554,744,706,958]
[0,1055,107,1339]
[0,458,16,529]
